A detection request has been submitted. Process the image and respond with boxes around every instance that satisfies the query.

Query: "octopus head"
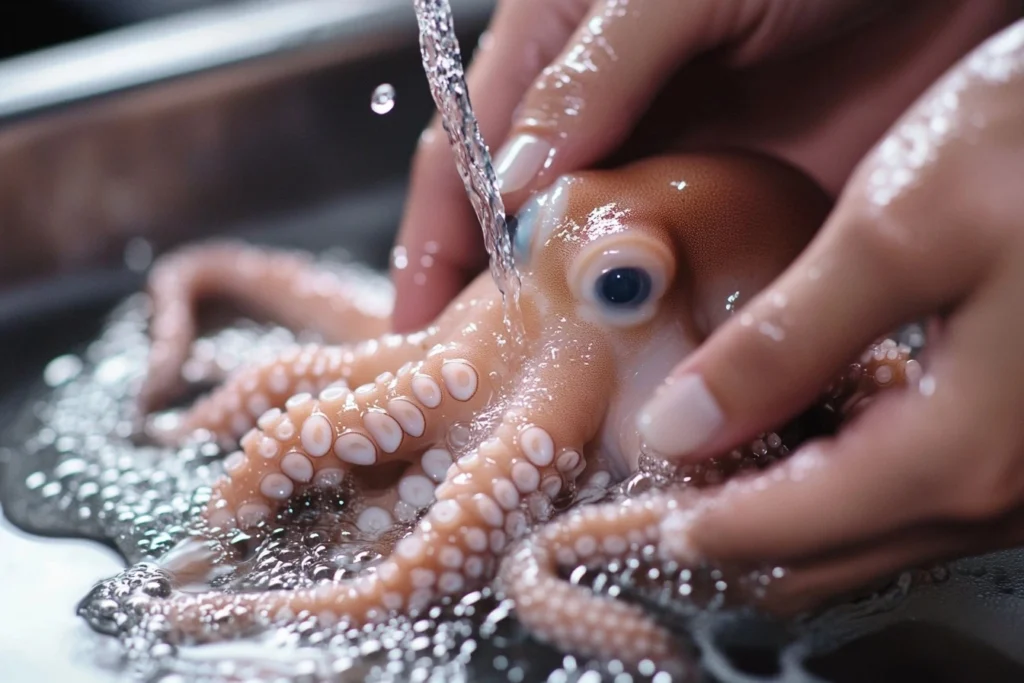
[511,151,832,344]
[508,152,833,470]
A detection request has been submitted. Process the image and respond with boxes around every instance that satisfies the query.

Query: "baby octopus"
[128,151,918,672]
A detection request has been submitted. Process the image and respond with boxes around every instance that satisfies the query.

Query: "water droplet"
[371,83,396,114]
[724,291,741,314]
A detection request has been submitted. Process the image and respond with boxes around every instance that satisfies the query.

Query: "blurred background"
[0,2,98,60]
[0,0,494,299]
[0,0,495,448]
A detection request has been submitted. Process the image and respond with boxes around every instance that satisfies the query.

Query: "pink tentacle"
[141,241,392,412]
[498,496,687,673]
[163,393,599,644]
[153,332,438,448]
[201,343,500,533]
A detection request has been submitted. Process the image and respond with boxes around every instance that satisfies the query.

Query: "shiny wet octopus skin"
[122,151,918,673]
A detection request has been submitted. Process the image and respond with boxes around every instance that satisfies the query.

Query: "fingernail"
[493,134,551,193]
[658,510,700,564]
[636,374,724,458]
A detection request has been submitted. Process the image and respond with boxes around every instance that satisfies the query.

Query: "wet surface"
[806,621,1024,683]
[0,511,123,683]
[0,259,673,682]
[0,204,1023,681]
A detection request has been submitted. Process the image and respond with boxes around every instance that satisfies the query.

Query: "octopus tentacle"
[141,240,392,412]
[855,338,921,393]
[350,463,439,535]
[154,333,437,447]
[499,497,680,670]
[165,402,595,639]
[499,340,918,670]
[155,345,346,447]
[822,338,922,417]
[202,344,499,532]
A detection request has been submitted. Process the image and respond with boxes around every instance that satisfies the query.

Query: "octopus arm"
[200,342,499,531]
[498,339,919,673]
[140,241,392,411]
[822,339,921,417]
[154,333,439,448]
[163,349,616,640]
[498,497,685,673]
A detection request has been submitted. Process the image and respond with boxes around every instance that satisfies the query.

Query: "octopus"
[121,151,918,675]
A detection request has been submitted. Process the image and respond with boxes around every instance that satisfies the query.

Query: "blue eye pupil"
[597,267,652,306]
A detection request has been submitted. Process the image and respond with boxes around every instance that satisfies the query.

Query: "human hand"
[636,19,1024,614]
[389,0,1018,333]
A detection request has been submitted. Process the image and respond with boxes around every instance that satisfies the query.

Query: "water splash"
[411,0,524,341]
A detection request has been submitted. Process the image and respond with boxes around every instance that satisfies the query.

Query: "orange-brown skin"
[133,152,835,673]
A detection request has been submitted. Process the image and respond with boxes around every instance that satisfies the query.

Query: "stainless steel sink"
[0,0,495,292]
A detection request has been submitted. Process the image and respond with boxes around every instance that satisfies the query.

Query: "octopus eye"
[595,267,652,308]
[569,233,675,328]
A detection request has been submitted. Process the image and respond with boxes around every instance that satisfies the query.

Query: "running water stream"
[411,0,524,339]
